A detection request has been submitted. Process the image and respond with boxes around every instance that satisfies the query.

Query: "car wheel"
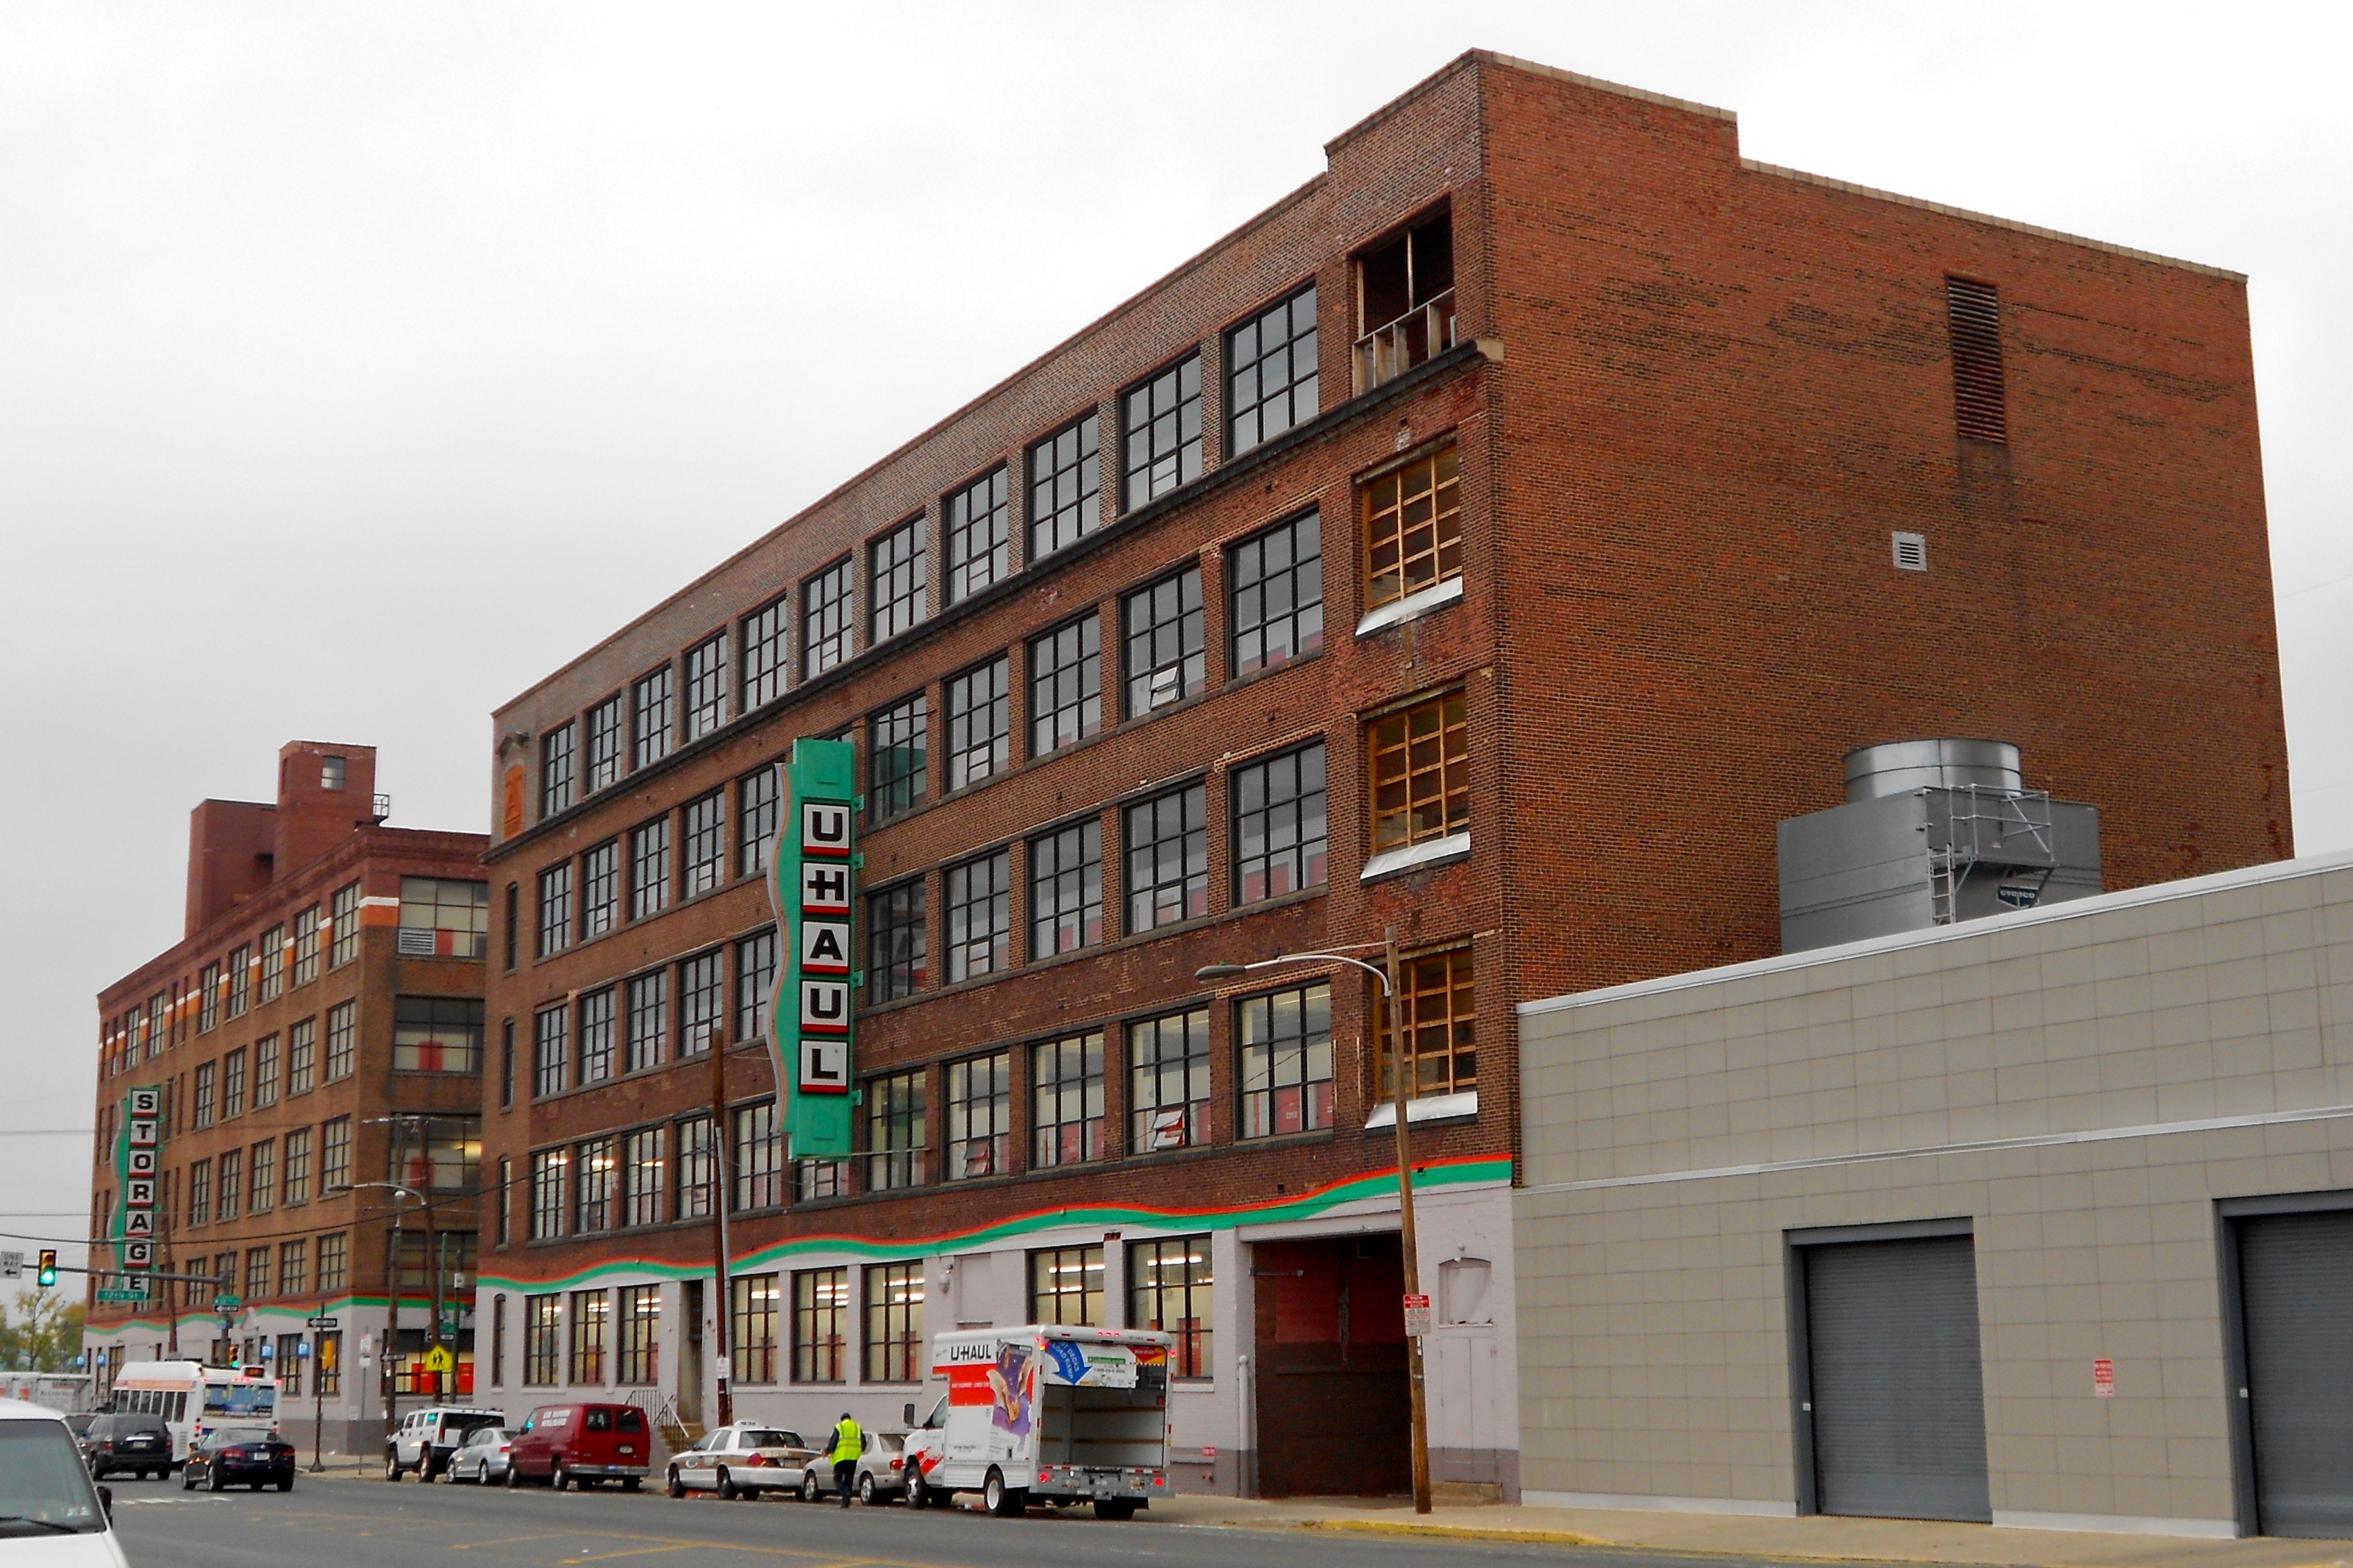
[621,1477,642,1493]
[716,1467,738,1501]
[859,1472,878,1506]
[505,1464,521,1489]
[207,1467,226,1493]
[279,1476,295,1494]
[907,1467,933,1508]
[799,1469,821,1504]
[665,1467,685,1500]
[384,1453,401,1482]
[551,1460,569,1492]
[984,1468,1025,1517]
[182,1469,197,1492]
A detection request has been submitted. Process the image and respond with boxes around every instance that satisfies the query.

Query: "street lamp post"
[346,1180,424,1468]
[1198,926,1432,1514]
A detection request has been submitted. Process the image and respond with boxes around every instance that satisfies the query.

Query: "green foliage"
[0,1288,86,1372]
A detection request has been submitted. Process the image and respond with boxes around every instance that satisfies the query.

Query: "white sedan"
[664,1424,816,1500]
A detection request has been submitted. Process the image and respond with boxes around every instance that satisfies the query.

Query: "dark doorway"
[2233,1208,2353,1537]
[1252,1234,1411,1497]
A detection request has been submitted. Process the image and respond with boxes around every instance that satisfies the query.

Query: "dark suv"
[81,1411,174,1479]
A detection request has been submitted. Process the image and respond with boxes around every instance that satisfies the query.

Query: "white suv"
[385,1406,507,1481]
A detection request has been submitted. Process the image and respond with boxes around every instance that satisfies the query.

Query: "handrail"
[1353,290,1458,393]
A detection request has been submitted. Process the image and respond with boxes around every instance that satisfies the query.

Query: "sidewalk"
[1146,1494,2353,1568]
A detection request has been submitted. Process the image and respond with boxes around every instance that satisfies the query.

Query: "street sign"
[213,1295,242,1314]
[304,1315,339,1331]
[96,1288,150,1303]
[421,1345,455,1375]
[0,1251,21,1279]
[1402,1293,1432,1338]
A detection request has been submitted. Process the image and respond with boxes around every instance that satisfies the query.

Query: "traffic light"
[35,1250,57,1287]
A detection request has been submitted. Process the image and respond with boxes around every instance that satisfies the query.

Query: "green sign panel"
[96,1288,149,1303]
[766,738,857,1159]
[213,1295,242,1314]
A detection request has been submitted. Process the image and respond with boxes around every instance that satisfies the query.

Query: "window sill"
[1363,1090,1479,1130]
[1355,576,1463,638]
[1359,834,1470,884]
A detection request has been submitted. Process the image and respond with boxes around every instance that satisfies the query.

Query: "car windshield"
[0,1423,108,1536]
[742,1429,789,1447]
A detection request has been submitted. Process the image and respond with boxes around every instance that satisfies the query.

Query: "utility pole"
[710,1036,735,1428]
[1385,927,1432,1515]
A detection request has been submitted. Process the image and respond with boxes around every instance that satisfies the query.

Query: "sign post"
[766,738,858,1160]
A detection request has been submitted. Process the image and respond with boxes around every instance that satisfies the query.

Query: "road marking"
[561,1546,701,1564]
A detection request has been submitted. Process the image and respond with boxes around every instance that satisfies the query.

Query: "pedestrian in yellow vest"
[829,1411,863,1507]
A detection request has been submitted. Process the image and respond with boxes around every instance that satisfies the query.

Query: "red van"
[504,1403,651,1491]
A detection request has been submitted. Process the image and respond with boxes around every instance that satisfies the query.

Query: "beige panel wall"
[1514,857,2353,1527]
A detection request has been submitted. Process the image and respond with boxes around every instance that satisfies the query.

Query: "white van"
[0,1400,132,1565]
[904,1325,1171,1519]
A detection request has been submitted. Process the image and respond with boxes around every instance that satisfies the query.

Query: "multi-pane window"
[741,595,791,710]
[945,656,1009,790]
[577,989,616,1084]
[1124,784,1208,933]
[1029,1245,1104,1326]
[1122,354,1202,508]
[538,863,573,957]
[802,557,853,679]
[1129,1008,1210,1153]
[226,945,251,1019]
[863,1261,926,1383]
[321,1116,351,1193]
[245,1247,270,1301]
[868,880,926,1003]
[1032,1031,1104,1168]
[187,1161,211,1227]
[631,818,671,918]
[792,1269,849,1383]
[730,1275,779,1385]
[1029,820,1101,957]
[529,1149,569,1239]
[735,928,778,1042]
[870,514,929,641]
[1234,742,1328,903]
[1239,981,1333,1136]
[632,665,674,770]
[324,1000,356,1082]
[278,1239,308,1299]
[626,971,668,1073]
[200,962,220,1032]
[738,765,779,878]
[282,1128,310,1206]
[316,1233,348,1295]
[1123,568,1204,715]
[399,877,490,957]
[944,468,1010,604]
[683,791,726,898]
[732,1101,782,1211]
[252,1034,280,1109]
[944,851,1010,981]
[1369,691,1469,854]
[216,1150,240,1220]
[869,695,929,822]
[1363,445,1462,610]
[259,925,285,1002]
[799,1161,849,1207]
[500,1019,515,1106]
[576,1136,618,1232]
[540,722,577,818]
[496,1153,512,1246]
[580,840,620,939]
[534,1005,569,1098]
[1230,510,1324,676]
[679,949,724,1056]
[1227,283,1318,454]
[193,1062,215,1129]
[393,996,484,1073]
[292,906,321,987]
[685,631,729,741]
[1379,946,1477,1098]
[946,1050,1010,1179]
[569,1289,609,1383]
[586,695,625,792]
[1129,1236,1213,1377]
[1028,617,1101,756]
[617,1284,661,1384]
[524,1296,561,1385]
[1028,412,1100,559]
[249,1139,275,1213]
[676,1115,715,1220]
[624,1127,665,1228]
[221,1049,247,1120]
[864,1068,926,1191]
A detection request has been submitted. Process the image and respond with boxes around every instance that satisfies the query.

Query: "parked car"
[64,1411,99,1440]
[797,1428,908,1506]
[79,1412,174,1480]
[664,1423,815,1500]
[446,1424,513,1483]
[505,1402,651,1491]
[385,1404,507,1481]
[0,1400,130,1564]
[180,1425,296,1492]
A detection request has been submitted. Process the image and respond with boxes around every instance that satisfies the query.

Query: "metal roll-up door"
[1804,1235,1992,1522]
[2239,1211,2353,1537]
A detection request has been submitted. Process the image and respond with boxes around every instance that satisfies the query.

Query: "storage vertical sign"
[115,1085,161,1297]
[766,737,857,1159]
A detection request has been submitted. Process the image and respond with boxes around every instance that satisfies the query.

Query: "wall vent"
[1892,531,1928,571]
[1946,277,2007,443]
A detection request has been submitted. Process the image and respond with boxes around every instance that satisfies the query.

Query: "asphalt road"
[98,1469,1830,1568]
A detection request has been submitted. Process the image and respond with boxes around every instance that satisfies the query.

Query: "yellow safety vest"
[830,1419,863,1463]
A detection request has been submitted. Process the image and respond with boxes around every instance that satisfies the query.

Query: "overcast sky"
[4,1,2346,1270]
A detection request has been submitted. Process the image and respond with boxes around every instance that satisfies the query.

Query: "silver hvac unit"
[1777,739,2102,953]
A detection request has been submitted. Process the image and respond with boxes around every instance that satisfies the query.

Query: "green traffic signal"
[36,1250,57,1287]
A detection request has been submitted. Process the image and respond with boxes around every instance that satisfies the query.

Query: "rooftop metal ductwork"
[1778,739,2102,953]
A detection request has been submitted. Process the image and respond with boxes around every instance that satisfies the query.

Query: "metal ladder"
[1927,786,2057,924]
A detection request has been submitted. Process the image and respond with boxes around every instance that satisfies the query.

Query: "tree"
[0,1288,86,1372]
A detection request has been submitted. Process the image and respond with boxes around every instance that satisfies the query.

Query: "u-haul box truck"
[905,1325,1171,1518]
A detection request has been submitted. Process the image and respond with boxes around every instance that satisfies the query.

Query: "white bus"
[110,1361,279,1464]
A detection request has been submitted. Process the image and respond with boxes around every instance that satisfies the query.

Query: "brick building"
[84,742,491,1457]
[474,51,2285,1500]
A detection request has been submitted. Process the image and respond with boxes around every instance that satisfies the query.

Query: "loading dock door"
[2238,1211,2353,1537]
[1804,1235,1992,1522]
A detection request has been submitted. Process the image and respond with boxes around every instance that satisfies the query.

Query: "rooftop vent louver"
[1892,531,1928,571]
[1946,277,2007,443]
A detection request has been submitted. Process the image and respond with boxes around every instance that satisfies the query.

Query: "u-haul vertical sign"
[766,737,857,1159]
[115,1085,160,1289]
